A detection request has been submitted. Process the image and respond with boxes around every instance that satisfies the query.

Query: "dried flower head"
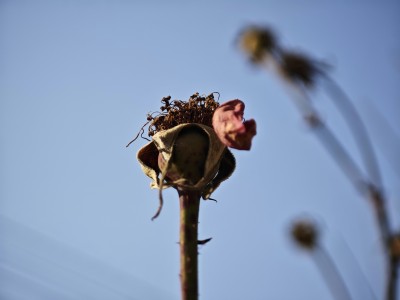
[238,25,277,63]
[132,93,256,219]
[137,123,235,219]
[291,219,319,250]
[278,51,321,87]
[147,93,220,137]
[138,123,227,190]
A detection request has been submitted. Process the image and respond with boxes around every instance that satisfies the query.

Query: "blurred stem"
[322,77,382,189]
[369,188,398,300]
[387,255,398,300]
[290,83,366,194]
[283,81,398,298]
[313,245,352,300]
[322,78,398,299]
[258,42,398,300]
[178,188,200,300]
[312,120,366,193]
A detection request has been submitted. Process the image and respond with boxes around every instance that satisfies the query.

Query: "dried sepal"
[158,125,209,187]
[137,123,227,192]
[202,148,236,200]
[137,140,169,189]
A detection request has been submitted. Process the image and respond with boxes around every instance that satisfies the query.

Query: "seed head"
[147,93,220,137]
[291,219,319,250]
[238,26,277,63]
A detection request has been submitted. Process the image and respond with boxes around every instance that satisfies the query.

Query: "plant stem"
[387,255,398,300]
[322,77,382,189]
[313,245,353,300]
[369,187,398,300]
[178,188,201,300]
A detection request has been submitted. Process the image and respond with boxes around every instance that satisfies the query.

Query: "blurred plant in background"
[238,25,399,300]
[291,219,352,300]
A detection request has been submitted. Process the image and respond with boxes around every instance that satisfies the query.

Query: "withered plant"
[128,92,256,300]
[238,25,399,300]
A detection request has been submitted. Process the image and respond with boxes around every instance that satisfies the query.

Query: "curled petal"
[212,99,257,150]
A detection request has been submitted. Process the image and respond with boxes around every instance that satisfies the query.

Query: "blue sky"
[1,1,399,299]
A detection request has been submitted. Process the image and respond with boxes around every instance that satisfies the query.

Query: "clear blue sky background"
[1,1,399,299]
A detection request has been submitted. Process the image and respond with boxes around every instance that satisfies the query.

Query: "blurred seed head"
[279,51,321,87]
[291,219,319,250]
[238,25,277,63]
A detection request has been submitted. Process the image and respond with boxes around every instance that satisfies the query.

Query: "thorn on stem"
[198,238,212,245]
[206,198,218,202]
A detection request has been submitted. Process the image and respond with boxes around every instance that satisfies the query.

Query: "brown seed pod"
[291,219,319,250]
[145,93,220,138]
[238,25,278,63]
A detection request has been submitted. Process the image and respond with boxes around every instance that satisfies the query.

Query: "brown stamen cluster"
[126,93,220,147]
[147,92,220,137]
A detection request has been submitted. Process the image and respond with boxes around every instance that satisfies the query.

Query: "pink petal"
[212,99,257,150]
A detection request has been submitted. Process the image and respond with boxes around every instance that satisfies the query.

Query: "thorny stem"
[178,188,201,300]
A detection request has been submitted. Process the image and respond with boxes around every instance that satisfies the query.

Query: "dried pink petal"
[212,99,257,150]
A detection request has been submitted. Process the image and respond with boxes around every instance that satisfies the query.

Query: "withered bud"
[137,123,228,193]
[238,25,277,63]
[158,126,209,186]
[291,219,319,250]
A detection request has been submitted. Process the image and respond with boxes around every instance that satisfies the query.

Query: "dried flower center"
[147,92,220,137]
[127,93,221,148]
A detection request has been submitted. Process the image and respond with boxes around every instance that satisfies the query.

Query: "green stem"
[178,188,201,300]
